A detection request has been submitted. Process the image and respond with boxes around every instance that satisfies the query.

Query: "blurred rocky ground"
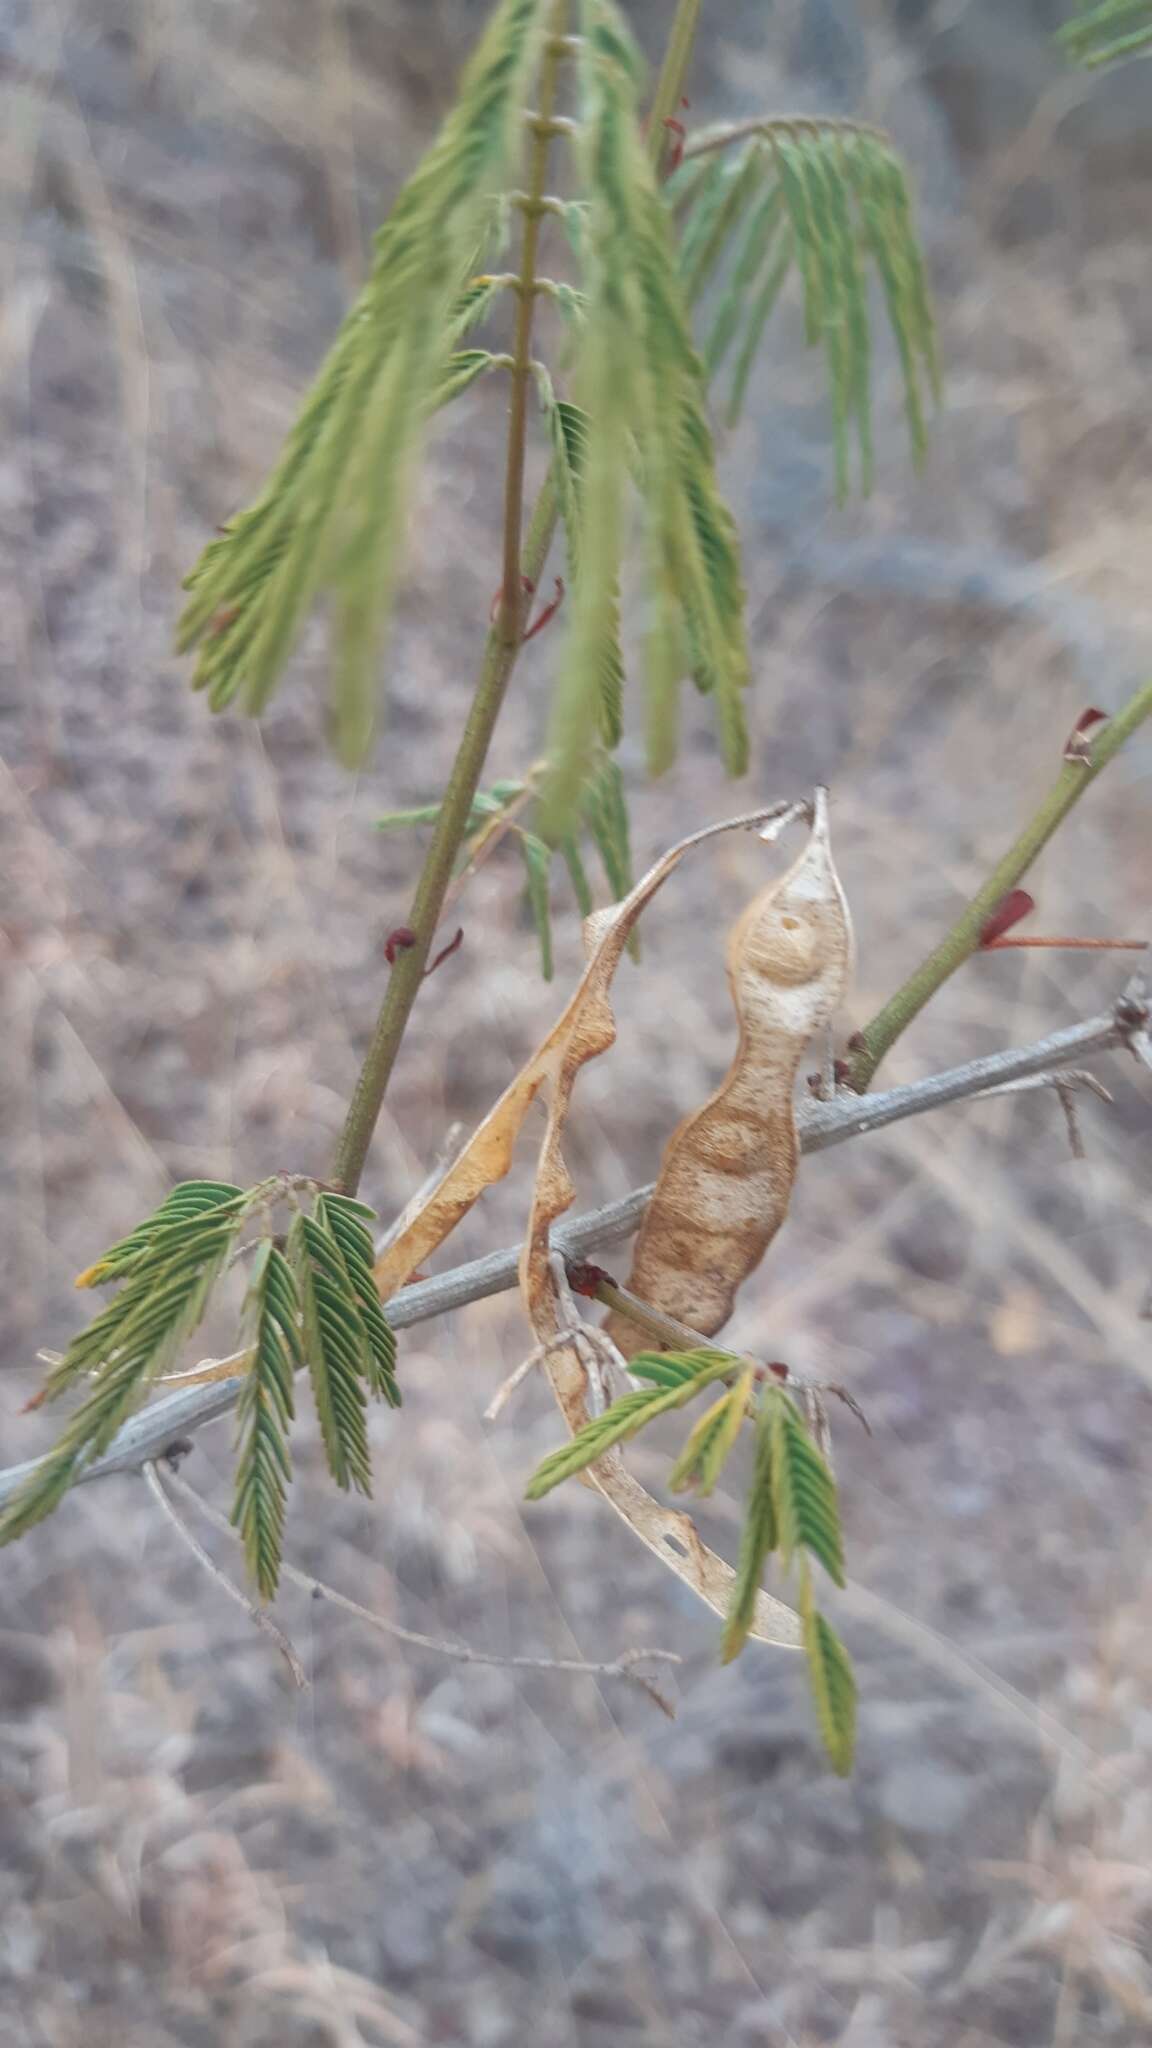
[1,3,1151,2044]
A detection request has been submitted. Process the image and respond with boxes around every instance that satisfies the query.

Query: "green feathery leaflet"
[669,118,940,490]
[287,1213,374,1495]
[721,1381,779,1664]
[1059,0,1152,64]
[666,1365,755,1495]
[539,0,752,832]
[0,1185,250,1544]
[0,1178,399,1602]
[72,1179,247,1290]
[800,1564,857,1776]
[174,0,940,883]
[532,366,625,750]
[314,1192,400,1405]
[232,1242,301,1601]
[526,1354,855,1770]
[524,1348,738,1499]
[176,0,551,765]
[770,1388,846,1585]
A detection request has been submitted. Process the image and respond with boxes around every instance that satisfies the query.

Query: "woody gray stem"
[4,981,1143,1510]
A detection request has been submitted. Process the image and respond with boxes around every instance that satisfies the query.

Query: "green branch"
[849,678,1152,1089]
[584,1267,739,1359]
[329,0,706,1195]
[329,493,560,1198]
[328,14,570,1196]
[646,0,701,170]
[497,98,567,646]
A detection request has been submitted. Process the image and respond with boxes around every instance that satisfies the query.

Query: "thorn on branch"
[385,926,464,975]
[645,95,690,173]
[489,574,565,645]
[989,935,1146,952]
[980,889,1035,947]
[995,937,1146,952]
[662,99,690,174]
[490,574,534,627]
[522,575,565,642]
[1063,705,1108,764]
[425,927,464,978]
[981,889,1146,953]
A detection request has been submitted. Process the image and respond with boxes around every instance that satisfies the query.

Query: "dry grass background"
[1,1,1151,2043]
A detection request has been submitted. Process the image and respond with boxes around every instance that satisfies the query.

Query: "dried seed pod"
[373,797,824,1651]
[604,788,853,1355]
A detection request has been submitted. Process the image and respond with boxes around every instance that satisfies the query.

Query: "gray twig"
[1,983,1145,1513]
[1055,1083,1085,1161]
[165,1469,680,1716]
[141,1459,308,1688]
[973,1065,1114,1160]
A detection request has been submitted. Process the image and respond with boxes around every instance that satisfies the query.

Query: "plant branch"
[327,550,546,1206]
[163,1466,679,1716]
[646,0,702,170]
[849,683,1152,1089]
[5,984,1143,1509]
[328,13,568,1198]
[498,17,568,647]
[327,0,708,1197]
[141,1459,308,1687]
[562,1270,871,1434]
[582,1272,718,1355]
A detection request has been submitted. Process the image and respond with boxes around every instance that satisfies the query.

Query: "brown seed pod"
[373,800,811,1648]
[604,788,853,1356]
[371,798,836,1649]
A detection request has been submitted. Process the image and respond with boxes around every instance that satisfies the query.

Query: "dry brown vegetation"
[1,2,1151,2043]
